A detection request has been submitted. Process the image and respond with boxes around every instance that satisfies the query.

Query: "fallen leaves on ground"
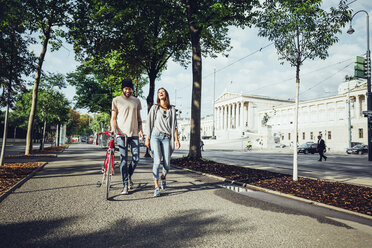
[0,162,45,195]
[172,157,372,216]
[6,145,67,157]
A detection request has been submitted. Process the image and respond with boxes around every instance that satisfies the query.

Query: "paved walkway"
[0,144,372,247]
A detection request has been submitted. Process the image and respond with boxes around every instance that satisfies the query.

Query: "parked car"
[346,145,368,154]
[297,142,319,154]
[351,142,363,147]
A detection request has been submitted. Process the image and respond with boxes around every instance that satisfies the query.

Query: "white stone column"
[218,107,221,129]
[232,103,236,128]
[222,106,225,130]
[248,102,255,129]
[227,104,231,129]
[224,105,228,130]
[355,95,361,119]
[236,102,242,128]
[240,101,245,128]
[234,103,238,129]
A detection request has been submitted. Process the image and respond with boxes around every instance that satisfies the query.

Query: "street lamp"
[347,10,372,161]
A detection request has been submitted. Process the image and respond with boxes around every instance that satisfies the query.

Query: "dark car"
[297,142,319,154]
[346,145,368,154]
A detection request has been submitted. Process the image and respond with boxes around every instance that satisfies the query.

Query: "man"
[317,135,327,162]
[111,78,143,194]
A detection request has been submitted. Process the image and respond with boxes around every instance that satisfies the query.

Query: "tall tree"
[24,0,72,154]
[179,0,258,159]
[68,0,189,112]
[0,0,35,165]
[255,0,351,180]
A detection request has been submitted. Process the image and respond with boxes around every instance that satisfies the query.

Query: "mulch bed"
[6,145,68,158]
[0,162,45,195]
[32,145,68,153]
[0,145,68,196]
[172,157,372,216]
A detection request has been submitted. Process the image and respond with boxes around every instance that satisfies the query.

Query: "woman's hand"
[175,139,180,149]
[145,136,150,149]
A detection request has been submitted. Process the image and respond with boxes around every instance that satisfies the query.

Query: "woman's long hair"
[156,87,171,109]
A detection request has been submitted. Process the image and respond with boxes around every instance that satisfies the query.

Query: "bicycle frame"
[97,132,127,199]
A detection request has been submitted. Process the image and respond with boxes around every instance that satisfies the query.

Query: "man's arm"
[110,109,117,133]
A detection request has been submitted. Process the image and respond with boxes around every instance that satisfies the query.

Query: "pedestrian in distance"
[317,135,327,161]
[200,140,204,151]
[110,78,144,195]
[145,88,181,197]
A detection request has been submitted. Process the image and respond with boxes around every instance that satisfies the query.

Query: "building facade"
[214,92,293,140]
[177,79,368,152]
[258,79,368,152]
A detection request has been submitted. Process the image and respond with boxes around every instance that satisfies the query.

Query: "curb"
[173,165,372,221]
[0,162,48,203]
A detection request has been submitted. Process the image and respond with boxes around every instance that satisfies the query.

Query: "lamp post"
[347,10,372,161]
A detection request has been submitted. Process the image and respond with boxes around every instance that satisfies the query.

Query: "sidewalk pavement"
[0,144,372,247]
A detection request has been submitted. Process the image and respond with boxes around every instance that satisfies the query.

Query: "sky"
[34,0,372,121]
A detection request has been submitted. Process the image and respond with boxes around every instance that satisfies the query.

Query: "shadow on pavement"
[0,210,249,248]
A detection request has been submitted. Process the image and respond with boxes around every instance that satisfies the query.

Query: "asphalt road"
[173,149,372,187]
[0,143,372,247]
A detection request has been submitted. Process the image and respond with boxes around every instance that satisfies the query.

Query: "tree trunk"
[25,21,52,155]
[293,64,300,181]
[13,126,17,144]
[56,124,60,147]
[144,70,157,157]
[0,103,10,166]
[186,0,202,160]
[41,120,47,150]
[146,71,156,112]
[1,28,15,165]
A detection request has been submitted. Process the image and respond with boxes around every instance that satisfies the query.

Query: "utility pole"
[212,64,216,138]
[348,79,352,149]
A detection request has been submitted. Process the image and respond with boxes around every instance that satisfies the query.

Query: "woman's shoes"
[154,188,160,197]
[161,180,166,190]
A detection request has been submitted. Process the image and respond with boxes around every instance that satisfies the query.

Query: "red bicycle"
[96,132,126,199]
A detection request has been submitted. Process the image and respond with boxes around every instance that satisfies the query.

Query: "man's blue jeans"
[150,134,171,180]
[117,136,139,187]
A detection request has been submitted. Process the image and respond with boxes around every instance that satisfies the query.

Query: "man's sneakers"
[128,178,134,190]
[121,186,128,195]
[154,188,160,197]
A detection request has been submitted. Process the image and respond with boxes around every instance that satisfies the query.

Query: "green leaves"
[256,0,351,67]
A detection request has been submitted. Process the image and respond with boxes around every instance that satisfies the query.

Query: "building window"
[310,132,313,140]
[288,133,291,140]
[302,132,305,140]
[359,128,363,138]
[328,131,331,140]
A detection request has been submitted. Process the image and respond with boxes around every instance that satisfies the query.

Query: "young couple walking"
[110,79,180,197]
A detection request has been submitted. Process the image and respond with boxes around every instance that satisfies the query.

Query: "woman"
[145,88,180,197]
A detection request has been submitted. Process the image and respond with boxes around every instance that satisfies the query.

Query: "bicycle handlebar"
[97,132,127,137]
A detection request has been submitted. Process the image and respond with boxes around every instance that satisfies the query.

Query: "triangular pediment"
[215,92,241,103]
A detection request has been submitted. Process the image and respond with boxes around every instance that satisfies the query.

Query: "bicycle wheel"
[106,150,112,200]
[101,150,109,187]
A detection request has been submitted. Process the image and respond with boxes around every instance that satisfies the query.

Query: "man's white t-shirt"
[112,95,142,137]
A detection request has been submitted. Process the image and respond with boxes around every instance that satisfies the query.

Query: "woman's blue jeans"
[117,136,139,187]
[150,134,171,180]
